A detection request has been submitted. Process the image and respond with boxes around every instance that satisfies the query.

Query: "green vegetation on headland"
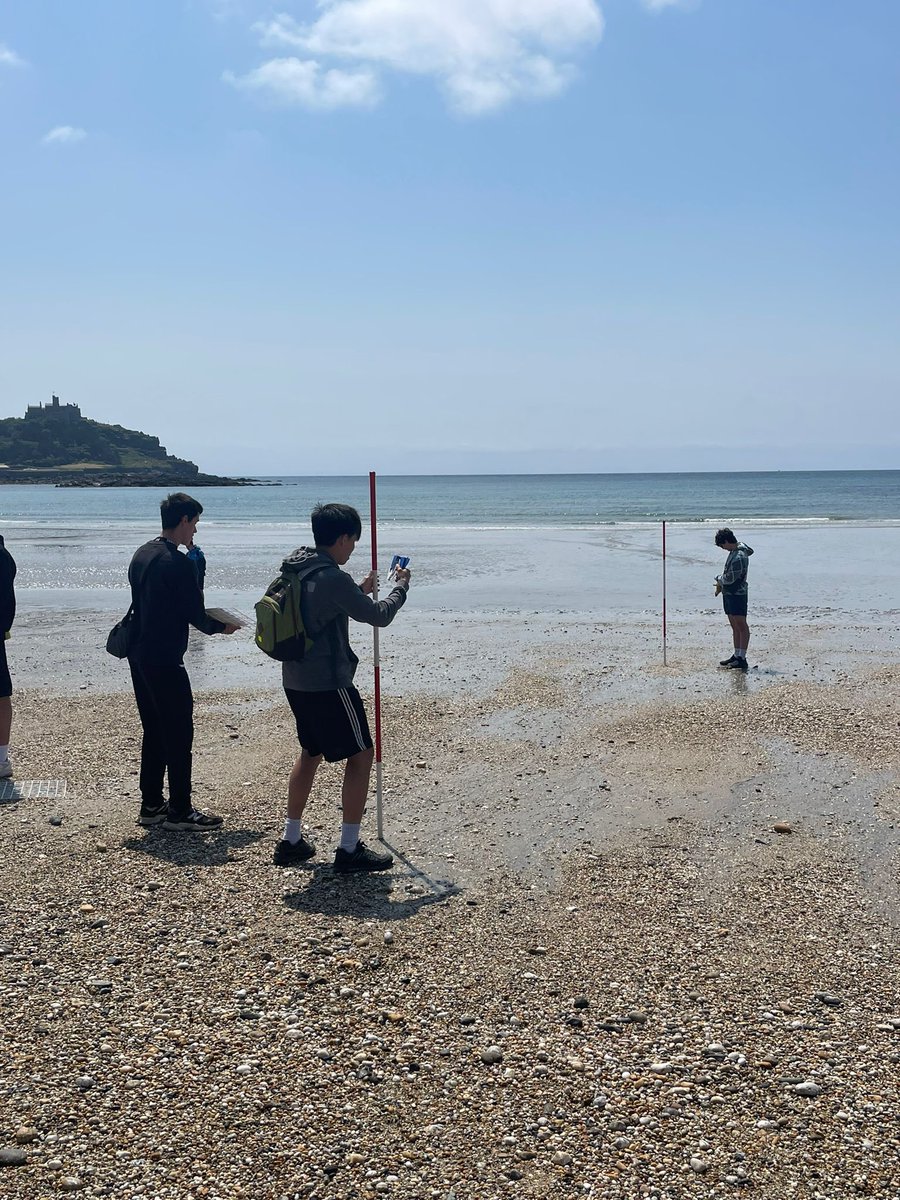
[0,396,269,486]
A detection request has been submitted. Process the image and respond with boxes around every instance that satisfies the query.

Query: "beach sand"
[1,611,899,1198]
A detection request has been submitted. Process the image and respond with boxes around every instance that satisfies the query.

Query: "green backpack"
[254,559,331,662]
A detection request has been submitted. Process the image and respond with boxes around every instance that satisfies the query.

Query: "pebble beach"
[2,604,899,1199]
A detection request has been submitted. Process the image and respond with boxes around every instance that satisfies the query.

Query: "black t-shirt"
[127,538,224,667]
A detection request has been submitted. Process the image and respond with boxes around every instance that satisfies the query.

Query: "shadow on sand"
[122,827,267,867]
[283,839,461,921]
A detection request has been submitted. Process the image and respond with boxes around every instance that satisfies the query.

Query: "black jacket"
[0,538,16,634]
[127,538,224,667]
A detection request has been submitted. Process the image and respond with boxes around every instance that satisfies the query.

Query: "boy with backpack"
[266,503,411,872]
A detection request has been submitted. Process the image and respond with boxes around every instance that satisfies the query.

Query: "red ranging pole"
[662,520,668,666]
[369,471,384,838]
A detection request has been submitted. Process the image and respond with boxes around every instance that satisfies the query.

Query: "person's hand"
[360,570,376,595]
[222,623,240,635]
[714,581,722,596]
[394,567,411,587]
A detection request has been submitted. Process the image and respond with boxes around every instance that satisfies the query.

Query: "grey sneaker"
[334,840,393,874]
[163,808,224,832]
[0,760,12,780]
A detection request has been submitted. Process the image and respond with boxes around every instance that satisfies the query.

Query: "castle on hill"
[25,394,82,421]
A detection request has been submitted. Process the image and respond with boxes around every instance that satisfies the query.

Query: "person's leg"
[129,661,166,814]
[726,613,741,654]
[287,749,322,821]
[340,745,375,831]
[733,616,750,659]
[0,695,11,777]
[0,695,11,750]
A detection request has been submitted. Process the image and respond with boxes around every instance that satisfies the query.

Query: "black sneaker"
[273,835,317,866]
[719,654,738,667]
[137,801,168,827]
[333,840,393,874]
[162,808,224,832]
[726,658,749,672]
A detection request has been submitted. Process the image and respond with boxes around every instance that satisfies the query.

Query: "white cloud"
[224,57,380,109]
[42,126,87,145]
[229,0,604,115]
[640,0,694,10]
[0,41,26,67]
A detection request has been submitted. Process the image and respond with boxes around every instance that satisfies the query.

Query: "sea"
[2,470,898,692]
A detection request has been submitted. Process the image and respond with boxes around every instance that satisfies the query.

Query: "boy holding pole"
[274,503,410,873]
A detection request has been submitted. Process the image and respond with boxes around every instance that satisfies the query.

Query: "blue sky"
[1,0,898,474]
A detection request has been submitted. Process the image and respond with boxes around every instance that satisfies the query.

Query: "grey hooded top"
[281,547,408,692]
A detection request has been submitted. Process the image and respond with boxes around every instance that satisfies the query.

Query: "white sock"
[735,647,746,660]
[339,822,361,853]
[283,818,303,845]
[0,745,9,763]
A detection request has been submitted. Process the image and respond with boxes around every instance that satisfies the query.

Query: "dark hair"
[160,492,203,530]
[311,502,362,546]
[715,528,736,547]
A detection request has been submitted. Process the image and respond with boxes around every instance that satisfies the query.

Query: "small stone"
[650,1062,673,1073]
[75,1076,94,1090]
[550,1152,572,1166]
[481,1046,503,1064]
[573,996,590,1009]
[347,1152,365,1164]
[794,1081,822,1097]
[459,1015,476,1026]
[14,1128,38,1144]
[95,842,108,852]
[625,1010,647,1023]
[0,1147,28,1167]
[49,815,63,827]
[773,822,793,834]
[566,1015,584,1028]
[87,978,113,993]
[59,1178,82,1192]
[78,904,95,914]
[383,931,394,945]
[146,881,163,891]
[815,992,843,1007]
[690,1158,709,1173]
[415,760,427,769]
[529,946,548,956]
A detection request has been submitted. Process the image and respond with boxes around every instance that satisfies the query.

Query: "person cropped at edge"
[714,527,754,671]
[274,502,411,874]
[128,493,237,831]
[0,534,17,780]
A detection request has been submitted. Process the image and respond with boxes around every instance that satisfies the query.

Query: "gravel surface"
[2,642,899,1198]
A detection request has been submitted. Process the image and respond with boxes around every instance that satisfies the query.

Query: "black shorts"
[284,686,373,762]
[0,638,11,699]
[723,593,748,617]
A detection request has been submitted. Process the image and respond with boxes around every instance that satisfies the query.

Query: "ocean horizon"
[2,469,899,530]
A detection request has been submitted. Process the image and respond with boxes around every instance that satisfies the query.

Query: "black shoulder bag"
[105,550,161,659]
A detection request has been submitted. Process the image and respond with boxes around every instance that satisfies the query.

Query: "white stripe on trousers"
[338,688,366,753]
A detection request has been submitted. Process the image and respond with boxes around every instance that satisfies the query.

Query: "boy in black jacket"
[128,494,237,830]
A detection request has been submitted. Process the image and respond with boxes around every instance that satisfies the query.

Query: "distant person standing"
[128,494,237,830]
[0,535,16,780]
[714,528,754,671]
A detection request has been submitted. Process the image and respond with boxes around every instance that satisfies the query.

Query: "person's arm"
[0,554,16,633]
[329,570,408,628]
[177,557,227,635]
